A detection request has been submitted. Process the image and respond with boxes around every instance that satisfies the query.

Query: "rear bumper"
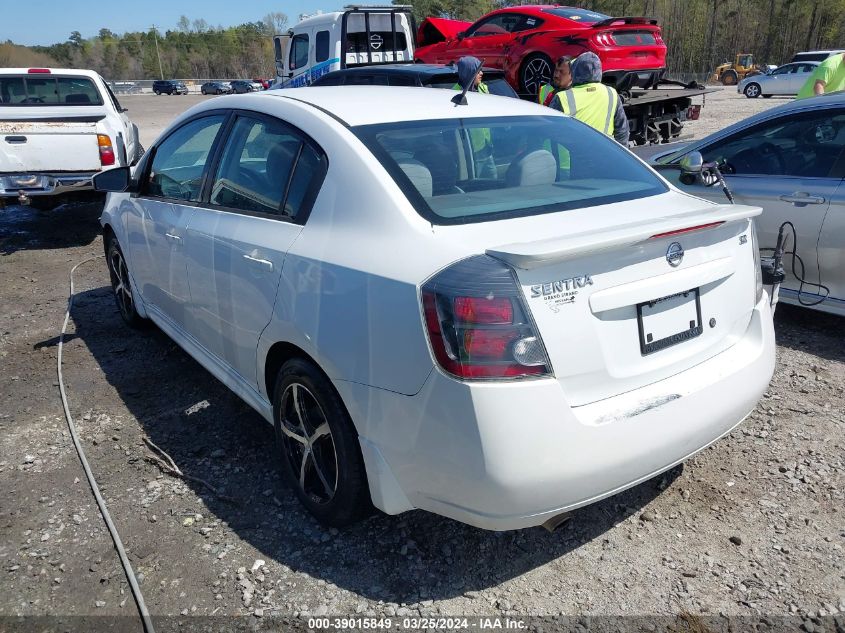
[603,68,665,91]
[346,296,775,531]
[0,172,95,198]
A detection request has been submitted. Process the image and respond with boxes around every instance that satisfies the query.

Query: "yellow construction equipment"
[712,54,765,86]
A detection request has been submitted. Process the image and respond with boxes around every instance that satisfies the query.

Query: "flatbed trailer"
[621,83,716,146]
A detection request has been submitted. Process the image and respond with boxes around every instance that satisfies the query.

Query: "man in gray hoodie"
[550,52,630,146]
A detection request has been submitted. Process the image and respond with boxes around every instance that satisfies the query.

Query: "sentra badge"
[530,275,593,312]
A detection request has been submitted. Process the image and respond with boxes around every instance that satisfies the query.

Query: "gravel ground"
[0,88,843,632]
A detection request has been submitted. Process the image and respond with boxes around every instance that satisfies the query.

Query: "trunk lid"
[590,17,666,71]
[435,194,761,406]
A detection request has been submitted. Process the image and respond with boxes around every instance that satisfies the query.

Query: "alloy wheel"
[278,383,339,505]
[745,83,760,98]
[108,246,134,320]
[522,56,552,96]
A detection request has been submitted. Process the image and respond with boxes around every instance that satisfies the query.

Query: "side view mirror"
[679,152,704,185]
[93,166,132,193]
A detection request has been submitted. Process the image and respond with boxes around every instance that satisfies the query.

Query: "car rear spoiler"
[0,115,106,123]
[592,16,659,28]
[486,204,761,270]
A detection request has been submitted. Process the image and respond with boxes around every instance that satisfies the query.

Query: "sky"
[1,0,345,47]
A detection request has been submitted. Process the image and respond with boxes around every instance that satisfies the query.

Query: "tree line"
[6,2,845,80]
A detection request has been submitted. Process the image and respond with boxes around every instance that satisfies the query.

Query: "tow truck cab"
[273,5,416,89]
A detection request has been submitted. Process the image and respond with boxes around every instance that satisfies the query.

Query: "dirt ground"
[0,88,843,632]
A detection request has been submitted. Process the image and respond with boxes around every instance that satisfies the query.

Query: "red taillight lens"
[594,32,616,46]
[27,68,51,74]
[97,134,115,167]
[421,255,551,381]
[454,296,513,325]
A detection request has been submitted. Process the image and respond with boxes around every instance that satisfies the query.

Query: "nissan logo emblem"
[370,34,383,50]
[666,242,684,267]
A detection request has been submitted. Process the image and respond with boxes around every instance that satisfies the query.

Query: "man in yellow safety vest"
[538,56,573,107]
[550,52,630,145]
[452,56,496,178]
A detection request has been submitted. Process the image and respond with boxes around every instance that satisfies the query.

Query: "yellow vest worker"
[452,56,496,178]
[550,52,630,145]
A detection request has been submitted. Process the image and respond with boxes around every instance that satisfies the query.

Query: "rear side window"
[542,8,609,23]
[354,115,667,225]
[0,75,103,105]
[346,31,407,53]
[146,116,225,201]
[316,30,330,63]
[209,115,326,220]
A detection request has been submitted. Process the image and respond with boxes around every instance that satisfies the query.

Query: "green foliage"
[24,13,289,80]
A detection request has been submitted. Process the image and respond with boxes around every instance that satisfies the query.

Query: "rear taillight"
[654,32,665,46]
[650,222,724,240]
[27,68,51,74]
[594,32,616,47]
[421,255,551,380]
[751,220,763,304]
[97,134,115,166]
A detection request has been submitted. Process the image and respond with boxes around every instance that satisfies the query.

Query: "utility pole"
[151,25,164,79]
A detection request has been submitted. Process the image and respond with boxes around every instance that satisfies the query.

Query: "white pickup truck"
[0,68,141,208]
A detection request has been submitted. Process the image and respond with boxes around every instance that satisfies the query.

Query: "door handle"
[164,232,182,244]
[243,254,274,272]
[779,193,825,205]
[5,136,26,144]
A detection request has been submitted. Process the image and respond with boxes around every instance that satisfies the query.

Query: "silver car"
[738,62,819,98]
[651,92,845,316]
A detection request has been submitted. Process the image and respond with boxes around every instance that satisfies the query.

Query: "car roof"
[233,86,555,127]
[0,67,100,78]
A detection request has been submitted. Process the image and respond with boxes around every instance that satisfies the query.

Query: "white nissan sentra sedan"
[95,87,775,531]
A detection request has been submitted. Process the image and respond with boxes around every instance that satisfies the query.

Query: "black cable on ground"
[58,254,155,633]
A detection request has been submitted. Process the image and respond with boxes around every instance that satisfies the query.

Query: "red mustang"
[415,6,667,97]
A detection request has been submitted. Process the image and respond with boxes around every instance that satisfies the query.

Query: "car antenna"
[451,58,483,106]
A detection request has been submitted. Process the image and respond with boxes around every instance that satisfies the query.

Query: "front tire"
[519,53,552,97]
[744,82,761,98]
[106,238,145,328]
[154,90,161,95]
[272,358,371,527]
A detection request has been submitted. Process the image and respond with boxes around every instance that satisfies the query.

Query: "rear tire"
[272,358,371,527]
[106,237,146,329]
[519,53,553,97]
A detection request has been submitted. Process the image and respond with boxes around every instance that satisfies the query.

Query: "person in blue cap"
[452,56,496,178]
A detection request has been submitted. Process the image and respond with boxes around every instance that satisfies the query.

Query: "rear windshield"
[354,115,667,225]
[346,31,408,53]
[0,75,103,106]
[542,8,609,23]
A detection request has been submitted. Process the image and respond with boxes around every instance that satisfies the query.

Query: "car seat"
[396,158,433,197]
[505,149,557,187]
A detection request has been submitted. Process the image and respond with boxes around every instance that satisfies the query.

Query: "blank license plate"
[637,289,702,355]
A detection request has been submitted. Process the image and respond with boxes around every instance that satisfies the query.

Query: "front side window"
[209,116,325,219]
[290,34,309,71]
[699,109,845,178]
[354,115,667,224]
[0,75,103,105]
[145,115,225,201]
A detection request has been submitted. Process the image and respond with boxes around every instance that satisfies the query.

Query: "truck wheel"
[721,70,738,86]
[272,358,372,527]
[520,53,553,97]
[744,82,761,98]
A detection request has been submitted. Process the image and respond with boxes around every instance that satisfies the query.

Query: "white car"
[95,87,775,531]
[738,62,819,98]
